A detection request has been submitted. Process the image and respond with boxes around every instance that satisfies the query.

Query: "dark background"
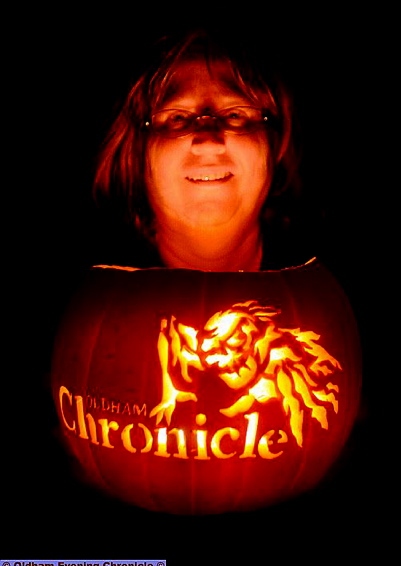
[7,6,394,564]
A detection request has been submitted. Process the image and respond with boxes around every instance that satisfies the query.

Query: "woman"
[92,26,318,271]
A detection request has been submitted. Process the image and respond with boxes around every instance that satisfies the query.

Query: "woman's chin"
[184,206,238,229]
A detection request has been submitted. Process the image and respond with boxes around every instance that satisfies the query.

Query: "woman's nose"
[190,129,226,155]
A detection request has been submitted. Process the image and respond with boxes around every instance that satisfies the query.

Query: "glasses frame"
[144,105,271,138]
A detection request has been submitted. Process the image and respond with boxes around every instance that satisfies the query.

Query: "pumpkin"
[50,257,362,515]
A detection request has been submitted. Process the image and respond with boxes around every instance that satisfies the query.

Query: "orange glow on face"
[150,300,342,448]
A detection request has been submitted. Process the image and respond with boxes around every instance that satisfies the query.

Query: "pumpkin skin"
[50,258,362,515]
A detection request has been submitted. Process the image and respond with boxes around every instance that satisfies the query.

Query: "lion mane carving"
[150,300,341,447]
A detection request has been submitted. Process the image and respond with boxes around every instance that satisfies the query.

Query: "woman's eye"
[224,111,248,126]
[226,110,244,119]
[221,108,251,125]
[162,112,191,131]
[169,112,190,124]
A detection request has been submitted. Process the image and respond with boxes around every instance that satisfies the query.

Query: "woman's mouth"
[186,172,233,182]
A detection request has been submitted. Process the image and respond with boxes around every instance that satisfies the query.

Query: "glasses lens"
[219,107,266,134]
[151,109,194,137]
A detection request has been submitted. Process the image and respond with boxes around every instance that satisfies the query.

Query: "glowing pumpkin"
[50,258,362,515]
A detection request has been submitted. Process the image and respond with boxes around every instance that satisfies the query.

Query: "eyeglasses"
[144,106,270,138]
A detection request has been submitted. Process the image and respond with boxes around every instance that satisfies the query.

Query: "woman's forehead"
[159,59,251,105]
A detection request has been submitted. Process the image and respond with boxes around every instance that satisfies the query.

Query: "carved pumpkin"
[50,258,362,515]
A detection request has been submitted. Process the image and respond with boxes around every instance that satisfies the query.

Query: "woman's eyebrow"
[159,94,251,109]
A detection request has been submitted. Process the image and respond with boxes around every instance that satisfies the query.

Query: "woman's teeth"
[187,172,231,182]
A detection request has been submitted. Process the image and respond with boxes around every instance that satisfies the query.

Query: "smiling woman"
[144,58,275,270]
[92,26,309,272]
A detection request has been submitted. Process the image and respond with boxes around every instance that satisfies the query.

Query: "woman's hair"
[92,26,303,242]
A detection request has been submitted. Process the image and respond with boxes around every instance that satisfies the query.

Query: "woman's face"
[145,59,273,238]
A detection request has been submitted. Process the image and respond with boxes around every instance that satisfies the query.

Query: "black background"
[6,5,394,564]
